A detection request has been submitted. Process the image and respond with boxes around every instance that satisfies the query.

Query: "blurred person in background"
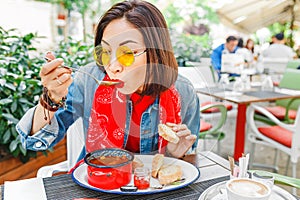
[262,32,296,59]
[236,38,254,65]
[245,39,255,55]
[211,35,239,79]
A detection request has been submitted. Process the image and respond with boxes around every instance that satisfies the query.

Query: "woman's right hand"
[40,52,73,103]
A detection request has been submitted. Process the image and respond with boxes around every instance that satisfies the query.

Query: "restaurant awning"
[217,0,300,34]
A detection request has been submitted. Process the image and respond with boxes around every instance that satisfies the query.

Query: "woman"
[16,0,200,161]
[236,38,254,64]
[245,39,255,54]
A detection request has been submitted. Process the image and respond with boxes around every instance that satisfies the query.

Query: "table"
[0,151,231,200]
[197,86,300,161]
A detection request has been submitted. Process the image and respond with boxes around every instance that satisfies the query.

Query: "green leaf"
[3,129,11,143]
[4,83,16,91]
[19,143,27,156]
[11,100,17,112]
[19,98,33,105]
[2,113,19,124]
[11,126,18,137]
[9,139,18,152]
[26,79,40,84]
[11,146,20,157]
[0,98,13,105]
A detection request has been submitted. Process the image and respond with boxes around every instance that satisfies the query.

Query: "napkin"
[4,177,47,200]
[238,153,249,178]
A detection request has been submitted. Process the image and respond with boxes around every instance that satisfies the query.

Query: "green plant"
[0,27,94,163]
[170,32,204,65]
[53,35,94,68]
[161,0,216,64]
[0,27,45,162]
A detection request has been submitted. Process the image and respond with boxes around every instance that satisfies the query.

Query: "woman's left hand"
[166,122,197,158]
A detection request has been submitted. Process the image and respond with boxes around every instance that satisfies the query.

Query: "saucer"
[198,181,296,200]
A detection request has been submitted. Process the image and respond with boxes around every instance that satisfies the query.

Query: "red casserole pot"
[84,148,134,190]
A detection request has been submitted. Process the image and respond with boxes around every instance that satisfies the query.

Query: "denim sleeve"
[16,105,60,151]
[175,75,200,152]
[16,74,85,151]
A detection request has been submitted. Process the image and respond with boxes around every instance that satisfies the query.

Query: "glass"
[219,74,230,86]
[94,45,146,67]
[134,167,150,190]
[261,75,274,91]
[233,77,244,92]
[241,73,251,90]
[252,172,274,189]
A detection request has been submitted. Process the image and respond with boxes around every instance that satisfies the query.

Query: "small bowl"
[84,148,134,190]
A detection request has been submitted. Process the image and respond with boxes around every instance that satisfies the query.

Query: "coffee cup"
[226,178,271,200]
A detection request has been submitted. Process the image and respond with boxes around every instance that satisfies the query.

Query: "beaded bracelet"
[40,87,66,124]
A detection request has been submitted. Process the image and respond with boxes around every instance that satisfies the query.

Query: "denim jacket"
[16,62,200,160]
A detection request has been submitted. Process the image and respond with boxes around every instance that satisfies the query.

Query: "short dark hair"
[275,33,284,40]
[237,38,244,48]
[226,36,237,43]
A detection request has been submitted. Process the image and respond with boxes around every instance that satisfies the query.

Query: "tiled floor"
[197,110,300,196]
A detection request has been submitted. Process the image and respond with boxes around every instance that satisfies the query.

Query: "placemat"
[1,175,299,199]
[244,91,288,99]
[43,174,229,200]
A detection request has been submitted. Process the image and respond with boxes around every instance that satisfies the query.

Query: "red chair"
[255,68,300,125]
[247,104,300,195]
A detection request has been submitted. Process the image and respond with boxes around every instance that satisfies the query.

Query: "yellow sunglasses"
[94,45,147,67]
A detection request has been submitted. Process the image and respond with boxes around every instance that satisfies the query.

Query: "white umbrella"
[217,0,300,34]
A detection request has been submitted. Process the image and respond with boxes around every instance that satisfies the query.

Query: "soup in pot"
[89,155,129,166]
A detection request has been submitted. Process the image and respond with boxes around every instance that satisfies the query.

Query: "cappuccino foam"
[228,179,268,197]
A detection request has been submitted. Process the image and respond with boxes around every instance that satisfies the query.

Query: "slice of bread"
[158,124,179,144]
[151,154,164,178]
[158,165,183,185]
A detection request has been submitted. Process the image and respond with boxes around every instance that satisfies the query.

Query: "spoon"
[44,57,121,86]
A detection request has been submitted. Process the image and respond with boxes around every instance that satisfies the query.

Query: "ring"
[56,76,62,85]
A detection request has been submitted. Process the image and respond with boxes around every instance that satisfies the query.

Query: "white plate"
[198,181,297,200]
[72,155,200,195]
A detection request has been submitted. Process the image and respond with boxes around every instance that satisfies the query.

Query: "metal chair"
[254,68,300,125]
[262,57,290,74]
[199,103,227,154]
[247,104,300,194]
[36,118,84,178]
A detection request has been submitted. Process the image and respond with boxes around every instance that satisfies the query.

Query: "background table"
[1,151,230,200]
[197,87,300,160]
